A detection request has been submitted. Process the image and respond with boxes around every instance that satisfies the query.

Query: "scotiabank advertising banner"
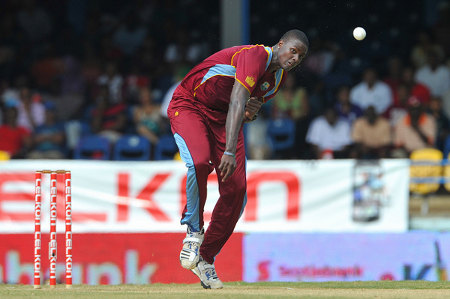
[244,232,450,282]
[0,233,242,284]
[0,159,409,233]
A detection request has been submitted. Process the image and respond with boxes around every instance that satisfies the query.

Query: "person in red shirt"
[167,29,309,288]
[0,106,31,158]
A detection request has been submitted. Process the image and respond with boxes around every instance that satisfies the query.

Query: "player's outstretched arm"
[219,81,250,182]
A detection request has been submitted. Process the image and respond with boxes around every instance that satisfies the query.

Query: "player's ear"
[278,40,284,48]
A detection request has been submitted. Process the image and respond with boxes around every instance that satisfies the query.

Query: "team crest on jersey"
[245,76,256,87]
[260,82,270,91]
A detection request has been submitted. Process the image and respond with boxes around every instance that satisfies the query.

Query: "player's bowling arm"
[225,81,250,154]
[219,81,249,182]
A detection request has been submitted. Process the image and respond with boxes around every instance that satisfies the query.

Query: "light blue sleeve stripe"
[174,133,201,232]
[264,69,283,98]
[200,64,236,84]
[264,46,273,71]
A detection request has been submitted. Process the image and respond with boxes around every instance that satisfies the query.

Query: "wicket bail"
[34,170,72,289]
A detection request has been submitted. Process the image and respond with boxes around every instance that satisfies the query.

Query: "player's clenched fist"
[244,97,263,122]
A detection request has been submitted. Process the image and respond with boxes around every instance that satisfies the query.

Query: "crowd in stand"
[1,0,450,161]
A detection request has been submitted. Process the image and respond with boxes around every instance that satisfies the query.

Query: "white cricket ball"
[353,27,366,41]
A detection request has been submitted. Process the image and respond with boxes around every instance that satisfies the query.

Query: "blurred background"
[0,0,450,286]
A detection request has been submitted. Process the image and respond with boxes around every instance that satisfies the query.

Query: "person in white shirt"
[306,108,353,159]
[415,49,450,98]
[350,68,393,115]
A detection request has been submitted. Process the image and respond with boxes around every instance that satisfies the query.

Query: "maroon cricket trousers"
[168,95,247,265]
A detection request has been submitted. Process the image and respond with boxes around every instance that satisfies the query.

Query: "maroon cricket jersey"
[171,44,285,121]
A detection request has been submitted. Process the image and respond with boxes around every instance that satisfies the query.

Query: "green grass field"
[1,281,450,299]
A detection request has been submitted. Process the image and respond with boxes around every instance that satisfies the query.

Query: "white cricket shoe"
[179,227,204,269]
[191,257,224,289]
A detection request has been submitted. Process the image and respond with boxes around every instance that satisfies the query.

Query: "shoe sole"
[190,267,223,289]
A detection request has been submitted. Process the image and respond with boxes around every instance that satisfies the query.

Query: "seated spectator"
[397,66,431,106]
[97,62,124,104]
[27,102,66,159]
[271,73,309,156]
[389,84,410,127]
[427,97,450,152]
[383,56,403,96]
[272,74,309,120]
[352,106,392,159]
[393,96,436,157]
[306,108,353,159]
[0,105,31,158]
[112,14,147,57]
[17,86,45,131]
[334,85,363,125]
[133,87,162,146]
[415,49,450,98]
[91,84,127,143]
[388,66,431,125]
[410,29,444,70]
[350,68,393,115]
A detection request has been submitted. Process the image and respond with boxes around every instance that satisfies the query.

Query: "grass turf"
[1,281,449,299]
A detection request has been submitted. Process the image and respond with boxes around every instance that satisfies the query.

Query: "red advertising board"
[0,233,242,285]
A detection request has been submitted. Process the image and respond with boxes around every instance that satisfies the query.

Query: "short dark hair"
[280,29,309,48]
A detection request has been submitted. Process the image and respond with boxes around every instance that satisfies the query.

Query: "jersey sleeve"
[232,45,270,94]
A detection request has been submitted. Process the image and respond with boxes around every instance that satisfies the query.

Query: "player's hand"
[244,97,263,121]
[219,153,236,182]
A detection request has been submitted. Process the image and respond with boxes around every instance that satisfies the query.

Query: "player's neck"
[268,45,281,73]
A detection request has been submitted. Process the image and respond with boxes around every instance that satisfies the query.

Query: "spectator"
[16,87,45,131]
[427,97,450,152]
[0,105,31,158]
[91,84,127,143]
[389,84,410,127]
[164,29,206,65]
[112,14,147,57]
[383,56,403,96]
[350,68,393,115]
[410,29,444,69]
[389,66,431,126]
[27,102,66,159]
[306,108,353,159]
[397,66,431,106]
[393,96,436,157]
[352,106,392,159]
[246,110,271,160]
[272,73,309,120]
[334,85,363,126]
[271,73,309,156]
[97,62,124,104]
[415,48,450,98]
[133,87,162,146]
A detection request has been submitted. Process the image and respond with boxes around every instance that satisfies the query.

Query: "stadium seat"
[154,134,178,160]
[409,148,443,214]
[113,135,151,161]
[409,148,443,194]
[267,118,296,154]
[73,135,111,160]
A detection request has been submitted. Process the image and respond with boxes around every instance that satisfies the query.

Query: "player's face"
[277,39,308,71]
